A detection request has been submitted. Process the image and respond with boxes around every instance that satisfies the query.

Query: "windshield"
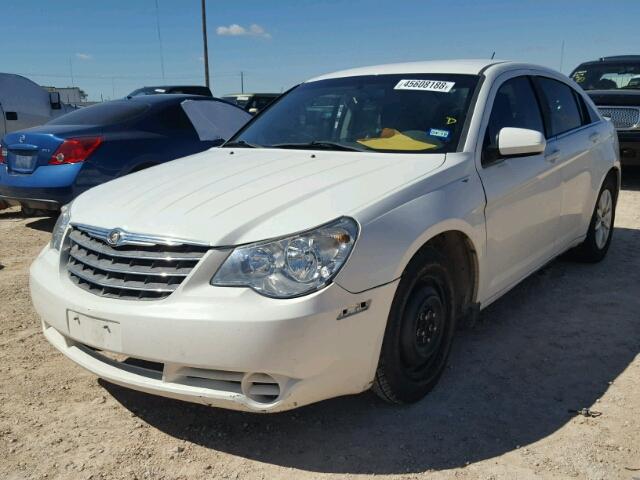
[230,74,479,153]
[223,95,251,108]
[571,63,640,90]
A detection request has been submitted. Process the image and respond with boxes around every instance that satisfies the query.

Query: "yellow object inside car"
[357,128,437,151]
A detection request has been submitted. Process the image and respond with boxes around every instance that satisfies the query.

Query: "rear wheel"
[373,248,456,404]
[571,176,617,263]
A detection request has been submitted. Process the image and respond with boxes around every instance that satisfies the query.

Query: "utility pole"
[201,0,210,90]
[155,0,166,81]
[69,56,75,86]
[240,71,244,93]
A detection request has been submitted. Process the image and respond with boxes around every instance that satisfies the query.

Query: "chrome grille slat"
[68,261,178,293]
[68,230,206,261]
[68,245,191,277]
[598,106,640,130]
[66,227,209,300]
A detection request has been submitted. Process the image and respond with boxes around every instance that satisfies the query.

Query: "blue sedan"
[0,94,250,213]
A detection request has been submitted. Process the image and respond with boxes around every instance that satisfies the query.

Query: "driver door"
[477,75,563,301]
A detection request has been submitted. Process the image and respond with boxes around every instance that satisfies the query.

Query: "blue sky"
[2,0,639,101]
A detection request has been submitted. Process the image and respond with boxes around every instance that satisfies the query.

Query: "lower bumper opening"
[81,341,286,407]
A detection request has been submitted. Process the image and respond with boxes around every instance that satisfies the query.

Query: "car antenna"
[491,51,496,60]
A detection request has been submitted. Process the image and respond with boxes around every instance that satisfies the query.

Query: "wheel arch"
[400,228,480,322]
[604,166,621,200]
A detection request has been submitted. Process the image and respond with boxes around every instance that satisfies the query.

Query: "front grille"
[598,106,640,130]
[66,226,209,300]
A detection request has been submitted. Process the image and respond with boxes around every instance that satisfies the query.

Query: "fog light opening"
[241,373,281,404]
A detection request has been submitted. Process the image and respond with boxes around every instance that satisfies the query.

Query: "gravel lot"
[1,170,639,480]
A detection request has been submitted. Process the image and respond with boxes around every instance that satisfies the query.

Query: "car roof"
[135,85,209,90]
[125,94,219,104]
[574,56,640,68]
[306,59,510,82]
[223,93,279,97]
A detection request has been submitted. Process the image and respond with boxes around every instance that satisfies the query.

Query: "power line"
[69,57,75,86]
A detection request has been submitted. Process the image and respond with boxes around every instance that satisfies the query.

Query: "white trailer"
[0,73,75,137]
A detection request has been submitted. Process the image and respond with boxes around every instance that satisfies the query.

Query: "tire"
[571,175,618,263]
[21,205,37,217]
[373,247,457,404]
[21,206,52,217]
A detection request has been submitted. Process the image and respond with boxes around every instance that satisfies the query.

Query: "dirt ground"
[1,171,639,480]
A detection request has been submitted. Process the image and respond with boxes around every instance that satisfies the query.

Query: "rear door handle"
[589,133,600,143]
[545,149,560,164]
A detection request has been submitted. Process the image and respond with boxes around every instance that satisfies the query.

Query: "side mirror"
[49,92,61,110]
[248,107,258,115]
[498,127,546,156]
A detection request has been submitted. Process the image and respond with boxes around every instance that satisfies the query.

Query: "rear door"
[533,76,604,247]
[477,74,563,301]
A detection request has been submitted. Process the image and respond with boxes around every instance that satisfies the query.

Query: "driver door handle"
[589,132,600,143]
[545,149,560,164]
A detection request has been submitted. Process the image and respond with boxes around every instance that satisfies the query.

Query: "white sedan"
[30,59,620,412]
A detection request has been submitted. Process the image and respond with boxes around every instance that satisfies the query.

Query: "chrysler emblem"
[107,229,122,246]
[19,134,26,143]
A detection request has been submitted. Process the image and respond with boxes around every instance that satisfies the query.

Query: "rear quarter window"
[48,102,149,126]
[535,77,584,137]
[153,103,195,133]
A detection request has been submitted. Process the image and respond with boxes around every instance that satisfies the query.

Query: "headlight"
[50,203,72,251]
[211,217,358,298]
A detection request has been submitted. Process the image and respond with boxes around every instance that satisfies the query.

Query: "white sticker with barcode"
[394,79,455,93]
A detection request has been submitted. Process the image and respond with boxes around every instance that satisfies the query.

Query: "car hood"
[70,148,446,246]
[586,89,640,106]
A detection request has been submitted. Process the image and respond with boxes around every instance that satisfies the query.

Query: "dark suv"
[571,55,640,166]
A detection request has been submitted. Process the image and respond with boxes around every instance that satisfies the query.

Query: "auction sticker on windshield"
[394,79,455,92]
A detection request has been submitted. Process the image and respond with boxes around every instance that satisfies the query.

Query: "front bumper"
[30,246,397,412]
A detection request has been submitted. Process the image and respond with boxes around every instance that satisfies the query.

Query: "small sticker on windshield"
[394,79,455,93]
[429,128,450,139]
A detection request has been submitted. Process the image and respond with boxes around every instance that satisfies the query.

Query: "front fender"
[335,161,486,294]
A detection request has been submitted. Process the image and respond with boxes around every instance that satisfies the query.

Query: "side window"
[483,76,545,164]
[535,77,584,137]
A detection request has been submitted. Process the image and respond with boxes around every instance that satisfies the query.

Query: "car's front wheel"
[373,247,456,404]
[571,175,618,263]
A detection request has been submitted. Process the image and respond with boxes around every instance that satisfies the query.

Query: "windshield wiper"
[270,141,364,152]
[222,140,262,148]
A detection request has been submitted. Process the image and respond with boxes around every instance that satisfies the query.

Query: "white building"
[44,86,88,105]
